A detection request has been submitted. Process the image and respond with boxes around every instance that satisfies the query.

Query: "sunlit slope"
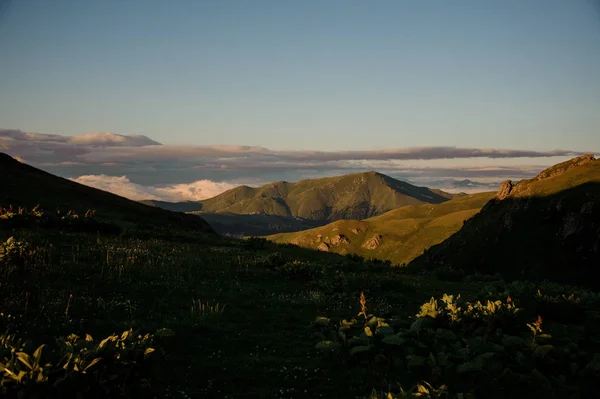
[410,154,600,288]
[267,192,494,265]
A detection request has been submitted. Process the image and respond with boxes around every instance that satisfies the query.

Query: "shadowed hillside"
[267,191,494,265]
[410,154,600,288]
[191,212,326,237]
[143,171,456,222]
[0,153,214,233]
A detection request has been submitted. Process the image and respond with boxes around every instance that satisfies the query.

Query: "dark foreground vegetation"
[1,207,600,398]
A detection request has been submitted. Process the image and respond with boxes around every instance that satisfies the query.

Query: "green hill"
[144,171,456,223]
[409,154,600,288]
[266,191,494,265]
[0,153,214,233]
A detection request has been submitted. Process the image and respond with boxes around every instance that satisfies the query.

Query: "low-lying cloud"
[70,175,239,202]
[2,128,594,196]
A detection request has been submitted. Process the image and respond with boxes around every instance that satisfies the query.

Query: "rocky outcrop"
[330,234,349,246]
[363,234,383,250]
[317,242,329,252]
[496,180,514,200]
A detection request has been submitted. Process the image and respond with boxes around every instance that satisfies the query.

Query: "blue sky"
[1,0,599,151]
[0,1,599,200]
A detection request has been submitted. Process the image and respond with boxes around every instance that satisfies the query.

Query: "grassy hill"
[410,154,600,288]
[0,153,214,234]
[267,191,494,265]
[143,171,456,222]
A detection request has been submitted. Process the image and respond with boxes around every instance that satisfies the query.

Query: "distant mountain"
[266,191,494,266]
[0,153,214,234]
[409,154,600,288]
[143,171,457,223]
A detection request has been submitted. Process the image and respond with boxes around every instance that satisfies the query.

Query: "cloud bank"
[2,128,593,199]
[70,175,239,202]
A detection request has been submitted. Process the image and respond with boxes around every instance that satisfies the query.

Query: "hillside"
[409,154,600,288]
[189,211,325,237]
[0,153,214,233]
[267,191,494,265]
[144,171,456,223]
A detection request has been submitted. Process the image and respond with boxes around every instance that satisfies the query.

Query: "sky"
[0,0,599,201]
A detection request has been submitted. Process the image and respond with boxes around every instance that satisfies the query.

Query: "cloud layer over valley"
[2,128,592,201]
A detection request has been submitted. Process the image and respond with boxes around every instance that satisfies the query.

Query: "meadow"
[1,207,600,398]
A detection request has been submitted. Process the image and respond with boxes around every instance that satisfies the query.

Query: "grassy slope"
[410,155,600,287]
[146,171,456,221]
[0,153,214,233]
[267,192,495,265]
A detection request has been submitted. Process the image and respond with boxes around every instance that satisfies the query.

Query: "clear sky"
[1,0,599,152]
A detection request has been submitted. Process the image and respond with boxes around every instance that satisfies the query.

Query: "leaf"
[97,336,114,351]
[417,384,430,394]
[83,357,102,372]
[349,345,371,356]
[144,348,155,358]
[85,334,93,342]
[410,318,424,332]
[315,341,341,352]
[33,344,45,364]
[364,326,373,337]
[376,325,394,337]
[382,335,405,346]
[155,328,176,337]
[315,316,330,326]
[16,352,33,370]
[533,345,554,358]
[406,355,426,368]
[121,330,131,340]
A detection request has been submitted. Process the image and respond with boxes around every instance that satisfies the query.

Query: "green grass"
[266,192,494,266]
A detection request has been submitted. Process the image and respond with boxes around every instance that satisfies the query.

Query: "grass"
[1,225,483,398]
[266,192,494,266]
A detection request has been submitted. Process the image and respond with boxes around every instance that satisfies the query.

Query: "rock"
[330,234,349,246]
[496,180,514,200]
[317,242,329,252]
[559,213,583,239]
[363,234,383,250]
[581,201,595,215]
[316,234,322,241]
[351,228,360,235]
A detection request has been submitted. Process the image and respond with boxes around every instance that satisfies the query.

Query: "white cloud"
[70,175,239,202]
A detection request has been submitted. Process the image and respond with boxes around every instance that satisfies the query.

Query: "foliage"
[0,328,159,397]
[0,205,120,234]
[314,292,600,399]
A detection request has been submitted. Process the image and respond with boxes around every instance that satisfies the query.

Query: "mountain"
[409,154,600,288]
[266,191,494,265]
[0,153,214,233]
[144,171,456,222]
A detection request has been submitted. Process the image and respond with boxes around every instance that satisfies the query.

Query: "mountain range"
[141,171,463,236]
